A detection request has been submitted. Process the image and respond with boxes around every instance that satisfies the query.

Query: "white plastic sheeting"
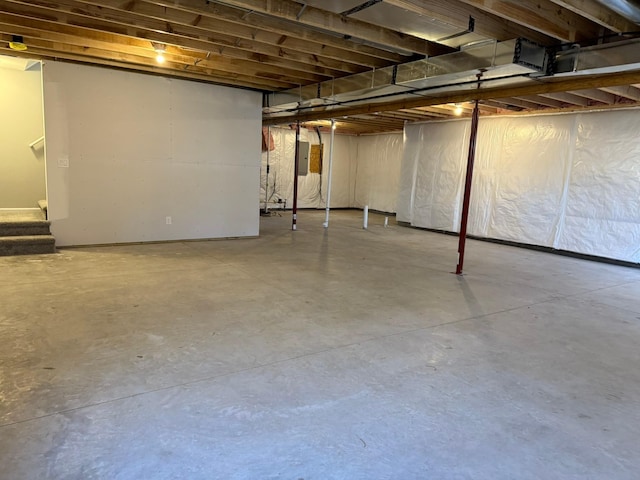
[260,129,402,213]
[399,109,640,263]
[352,134,404,213]
[556,110,640,261]
[260,127,354,209]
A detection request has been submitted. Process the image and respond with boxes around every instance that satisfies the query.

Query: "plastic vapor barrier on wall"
[260,127,354,209]
[260,129,403,213]
[353,134,404,213]
[399,109,640,263]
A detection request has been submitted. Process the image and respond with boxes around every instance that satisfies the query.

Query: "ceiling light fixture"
[454,104,464,116]
[152,42,166,64]
[9,35,27,51]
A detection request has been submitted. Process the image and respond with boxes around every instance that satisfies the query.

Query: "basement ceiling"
[2,0,640,134]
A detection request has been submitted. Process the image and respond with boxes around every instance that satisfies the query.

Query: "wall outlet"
[165,216,172,225]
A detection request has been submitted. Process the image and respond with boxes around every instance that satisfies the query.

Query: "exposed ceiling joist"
[549,0,638,33]
[203,0,452,55]
[133,0,410,64]
[384,0,556,45]
[538,91,590,106]
[600,84,640,100]
[2,0,639,133]
[568,88,617,103]
[456,0,603,42]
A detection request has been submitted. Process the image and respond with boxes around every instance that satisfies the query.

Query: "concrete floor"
[1,210,639,479]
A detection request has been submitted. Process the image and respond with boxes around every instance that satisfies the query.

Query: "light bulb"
[156,53,165,64]
[454,105,463,116]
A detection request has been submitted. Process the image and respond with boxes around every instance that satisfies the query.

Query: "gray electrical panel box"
[297,141,309,176]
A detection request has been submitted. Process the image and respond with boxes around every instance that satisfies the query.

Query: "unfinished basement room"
[1,0,640,478]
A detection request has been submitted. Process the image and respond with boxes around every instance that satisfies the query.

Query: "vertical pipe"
[323,119,336,228]
[363,205,369,229]
[292,122,300,231]
[456,100,480,275]
[264,126,270,213]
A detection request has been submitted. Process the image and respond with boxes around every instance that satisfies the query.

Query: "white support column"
[323,119,336,228]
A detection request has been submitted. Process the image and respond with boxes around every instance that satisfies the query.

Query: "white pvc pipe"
[323,119,336,228]
[264,126,270,212]
[363,205,369,229]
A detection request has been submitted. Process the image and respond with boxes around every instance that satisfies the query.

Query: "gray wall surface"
[0,63,45,208]
[43,61,262,246]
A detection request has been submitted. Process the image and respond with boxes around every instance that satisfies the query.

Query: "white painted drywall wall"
[43,61,261,246]
[0,62,45,208]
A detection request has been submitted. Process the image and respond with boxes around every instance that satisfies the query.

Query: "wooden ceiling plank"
[408,107,451,118]
[492,97,544,109]
[0,11,354,80]
[78,0,373,74]
[145,0,409,64]
[513,94,568,108]
[549,0,637,33]
[4,0,332,83]
[600,85,640,101]
[263,69,640,124]
[384,0,555,45]
[568,88,616,103]
[456,0,603,42]
[1,35,298,88]
[0,44,288,89]
[480,99,525,111]
[0,28,305,88]
[199,0,451,56]
[539,91,590,106]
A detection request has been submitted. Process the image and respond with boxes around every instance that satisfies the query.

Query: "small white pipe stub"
[363,205,369,229]
[384,216,389,227]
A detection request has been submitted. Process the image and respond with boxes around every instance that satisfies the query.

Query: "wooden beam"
[0,12,356,80]
[263,69,640,124]
[456,0,603,42]
[538,91,590,105]
[385,0,556,45]
[0,45,279,89]
[490,97,545,109]
[514,94,567,108]
[81,0,397,69]
[3,0,348,83]
[568,88,616,103]
[145,0,410,63]
[0,35,298,89]
[600,85,640,101]
[203,0,452,55]
[549,0,637,33]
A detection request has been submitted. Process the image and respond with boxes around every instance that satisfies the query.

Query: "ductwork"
[263,34,640,120]
[594,0,640,24]
[554,38,640,76]
[264,38,547,117]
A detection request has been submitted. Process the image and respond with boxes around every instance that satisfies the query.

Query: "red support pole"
[456,99,480,275]
[292,121,300,231]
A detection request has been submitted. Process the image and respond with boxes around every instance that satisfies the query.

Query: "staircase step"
[0,220,51,237]
[0,235,56,256]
